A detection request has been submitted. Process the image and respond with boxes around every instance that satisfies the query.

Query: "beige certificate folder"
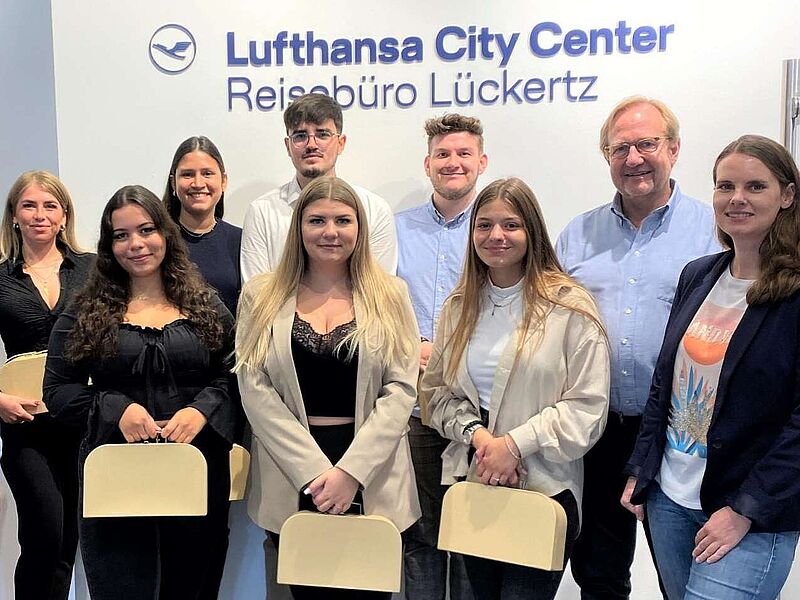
[229,443,250,501]
[83,442,207,517]
[0,351,48,414]
[438,481,567,570]
[277,511,402,592]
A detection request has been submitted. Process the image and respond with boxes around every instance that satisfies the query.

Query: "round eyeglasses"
[288,130,340,148]
[604,137,666,160]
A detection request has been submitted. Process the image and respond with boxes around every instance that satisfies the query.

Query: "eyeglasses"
[604,137,667,160]
[288,130,339,148]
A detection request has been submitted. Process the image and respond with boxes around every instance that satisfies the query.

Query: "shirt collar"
[286,177,303,206]
[10,243,78,275]
[609,179,681,229]
[425,195,474,226]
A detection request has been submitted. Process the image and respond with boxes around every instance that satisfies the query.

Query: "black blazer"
[626,251,800,532]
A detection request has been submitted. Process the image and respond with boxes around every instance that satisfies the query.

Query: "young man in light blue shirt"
[556,97,720,599]
[396,114,487,600]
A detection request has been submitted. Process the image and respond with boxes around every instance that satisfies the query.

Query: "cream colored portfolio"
[229,443,250,501]
[83,442,208,517]
[0,351,48,414]
[438,480,567,570]
[277,511,402,592]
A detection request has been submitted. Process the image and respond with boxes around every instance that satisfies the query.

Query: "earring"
[60,224,66,232]
[13,222,19,231]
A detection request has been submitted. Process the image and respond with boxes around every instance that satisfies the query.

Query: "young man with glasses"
[555,96,720,599]
[241,93,397,280]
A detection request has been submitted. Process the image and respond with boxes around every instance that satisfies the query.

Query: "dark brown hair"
[162,136,227,221]
[66,185,224,361]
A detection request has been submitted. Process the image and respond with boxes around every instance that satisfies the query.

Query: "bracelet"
[462,420,484,435]
[504,434,522,460]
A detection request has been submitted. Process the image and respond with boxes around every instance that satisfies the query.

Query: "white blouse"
[467,278,524,411]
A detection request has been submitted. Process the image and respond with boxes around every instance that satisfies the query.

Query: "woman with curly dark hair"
[43,185,237,600]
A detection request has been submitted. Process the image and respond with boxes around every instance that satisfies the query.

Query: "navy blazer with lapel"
[627,251,800,531]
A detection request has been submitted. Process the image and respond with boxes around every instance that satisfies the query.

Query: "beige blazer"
[420,284,610,517]
[237,274,421,533]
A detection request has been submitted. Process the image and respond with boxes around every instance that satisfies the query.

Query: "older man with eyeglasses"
[555,96,720,600]
[241,93,397,280]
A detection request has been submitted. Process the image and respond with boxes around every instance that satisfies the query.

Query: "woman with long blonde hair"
[0,171,92,599]
[421,177,610,599]
[235,176,420,599]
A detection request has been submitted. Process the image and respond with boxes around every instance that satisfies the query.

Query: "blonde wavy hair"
[1,171,83,262]
[441,177,605,383]
[235,176,416,370]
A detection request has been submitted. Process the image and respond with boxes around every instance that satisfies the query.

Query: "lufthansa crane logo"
[149,24,196,74]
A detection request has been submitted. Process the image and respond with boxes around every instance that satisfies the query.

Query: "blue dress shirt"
[555,181,720,415]
[395,199,473,341]
[396,199,472,417]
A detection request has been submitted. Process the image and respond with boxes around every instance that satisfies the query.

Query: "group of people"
[0,90,798,600]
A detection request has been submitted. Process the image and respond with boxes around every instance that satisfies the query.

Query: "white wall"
[46,1,800,248]
[0,0,59,199]
[0,3,60,597]
[2,1,800,598]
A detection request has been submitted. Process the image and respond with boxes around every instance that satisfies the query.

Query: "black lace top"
[291,313,358,418]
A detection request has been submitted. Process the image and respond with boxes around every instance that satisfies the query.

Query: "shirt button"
[634,250,641,256]
[437,286,444,292]
[628,278,637,284]
[621,338,629,345]
[440,255,446,261]
[624,307,632,315]
[621,369,628,375]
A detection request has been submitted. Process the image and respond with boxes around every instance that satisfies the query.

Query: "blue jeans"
[647,483,799,600]
[403,415,473,600]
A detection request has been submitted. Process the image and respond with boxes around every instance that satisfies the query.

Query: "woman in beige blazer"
[421,178,610,600]
[235,176,420,600]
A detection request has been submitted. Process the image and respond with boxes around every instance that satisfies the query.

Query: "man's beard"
[301,167,325,180]
[434,181,476,203]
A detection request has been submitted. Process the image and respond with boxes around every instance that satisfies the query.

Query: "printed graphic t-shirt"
[658,267,753,509]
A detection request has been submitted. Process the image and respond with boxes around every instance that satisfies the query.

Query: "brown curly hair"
[65,185,224,361]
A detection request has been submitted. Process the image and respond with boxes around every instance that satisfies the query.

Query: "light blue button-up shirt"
[555,181,721,415]
[395,199,473,340]
[396,199,473,417]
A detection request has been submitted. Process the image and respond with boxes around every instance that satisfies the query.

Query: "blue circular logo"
[149,24,196,74]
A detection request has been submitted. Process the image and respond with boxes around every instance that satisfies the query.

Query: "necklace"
[488,296,517,316]
[179,219,217,238]
[24,262,61,301]
[132,294,168,303]
[487,281,523,316]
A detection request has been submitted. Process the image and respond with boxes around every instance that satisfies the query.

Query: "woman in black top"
[0,171,93,600]
[163,136,242,315]
[44,185,236,600]
[235,177,420,600]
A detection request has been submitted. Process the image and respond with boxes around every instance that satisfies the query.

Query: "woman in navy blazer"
[622,135,800,600]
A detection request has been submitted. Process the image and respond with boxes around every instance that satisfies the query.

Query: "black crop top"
[291,313,358,418]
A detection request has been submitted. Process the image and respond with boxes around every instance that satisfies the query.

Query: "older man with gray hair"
[556,96,720,599]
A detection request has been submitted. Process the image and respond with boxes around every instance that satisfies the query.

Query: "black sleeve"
[44,312,136,440]
[187,295,238,447]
